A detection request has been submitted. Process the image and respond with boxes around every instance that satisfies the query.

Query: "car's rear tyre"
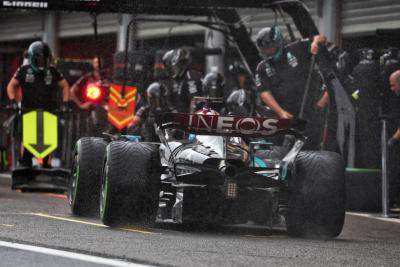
[286,151,346,239]
[68,137,107,217]
[100,141,161,227]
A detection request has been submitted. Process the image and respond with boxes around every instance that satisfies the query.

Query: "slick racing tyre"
[100,141,161,227]
[286,151,346,238]
[68,137,107,217]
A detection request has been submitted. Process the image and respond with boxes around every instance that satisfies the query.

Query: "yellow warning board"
[23,111,58,159]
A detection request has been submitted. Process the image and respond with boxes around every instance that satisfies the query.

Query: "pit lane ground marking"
[0,240,153,267]
[45,193,67,199]
[0,173,11,179]
[242,235,284,239]
[29,213,157,235]
[0,224,14,227]
[347,212,400,224]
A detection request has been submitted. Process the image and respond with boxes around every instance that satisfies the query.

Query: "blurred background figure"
[224,61,259,116]
[226,61,252,96]
[132,82,173,141]
[381,48,400,117]
[70,57,101,111]
[352,49,381,168]
[387,70,400,208]
[162,48,203,113]
[196,70,225,113]
[70,56,107,137]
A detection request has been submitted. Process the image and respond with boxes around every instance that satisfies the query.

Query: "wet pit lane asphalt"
[1,175,400,267]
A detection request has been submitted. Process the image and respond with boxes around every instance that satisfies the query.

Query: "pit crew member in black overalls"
[226,61,253,98]
[388,70,400,207]
[132,82,175,141]
[162,48,203,113]
[352,49,381,168]
[6,41,70,167]
[255,27,328,150]
[70,57,101,111]
[196,70,226,114]
[70,57,108,136]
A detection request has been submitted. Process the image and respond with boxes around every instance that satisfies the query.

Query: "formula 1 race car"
[69,111,345,238]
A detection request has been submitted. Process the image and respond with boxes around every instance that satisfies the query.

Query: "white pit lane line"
[0,173,11,179]
[0,240,153,267]
[347,212,400,224]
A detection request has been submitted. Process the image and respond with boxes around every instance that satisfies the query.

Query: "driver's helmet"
[27,41,52,73]
[202,71,225,99]
[255,26,284,61]
[195,106,220,116]
[162,48,191,79]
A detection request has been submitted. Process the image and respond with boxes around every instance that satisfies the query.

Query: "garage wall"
[0,1,316,43]
[2,1,399,43]
[58,12,206,39]
[0,11,43,41]
[58,12,119,38]
[239,0,318,40]
[342,0,400,36]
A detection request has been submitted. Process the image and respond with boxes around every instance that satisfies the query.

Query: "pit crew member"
[6,41,69,167]
[254,26,328,149]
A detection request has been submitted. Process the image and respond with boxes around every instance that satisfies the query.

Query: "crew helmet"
[255,26,284,61]
[162,48,191,78]
[202,71,225,98]
[27,41,52,72]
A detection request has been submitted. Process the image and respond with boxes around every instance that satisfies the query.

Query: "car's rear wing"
[158,113,306,138]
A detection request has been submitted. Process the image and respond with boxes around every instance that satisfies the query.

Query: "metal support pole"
[318,0,337,44]
[381,119,389,217]
[10,117,17,169]
[91,13,102,72]
[43,11,58,57]
[204,27,225,74]
[117,14,134,52]
[118,14,137,135]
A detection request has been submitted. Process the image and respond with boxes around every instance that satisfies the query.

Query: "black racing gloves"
[60,101,71,113]
[10,99,19,112]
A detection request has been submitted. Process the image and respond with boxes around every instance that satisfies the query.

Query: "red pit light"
[85,84,103,102]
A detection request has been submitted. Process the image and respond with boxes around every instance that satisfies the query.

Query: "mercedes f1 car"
[69,112,345,238]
